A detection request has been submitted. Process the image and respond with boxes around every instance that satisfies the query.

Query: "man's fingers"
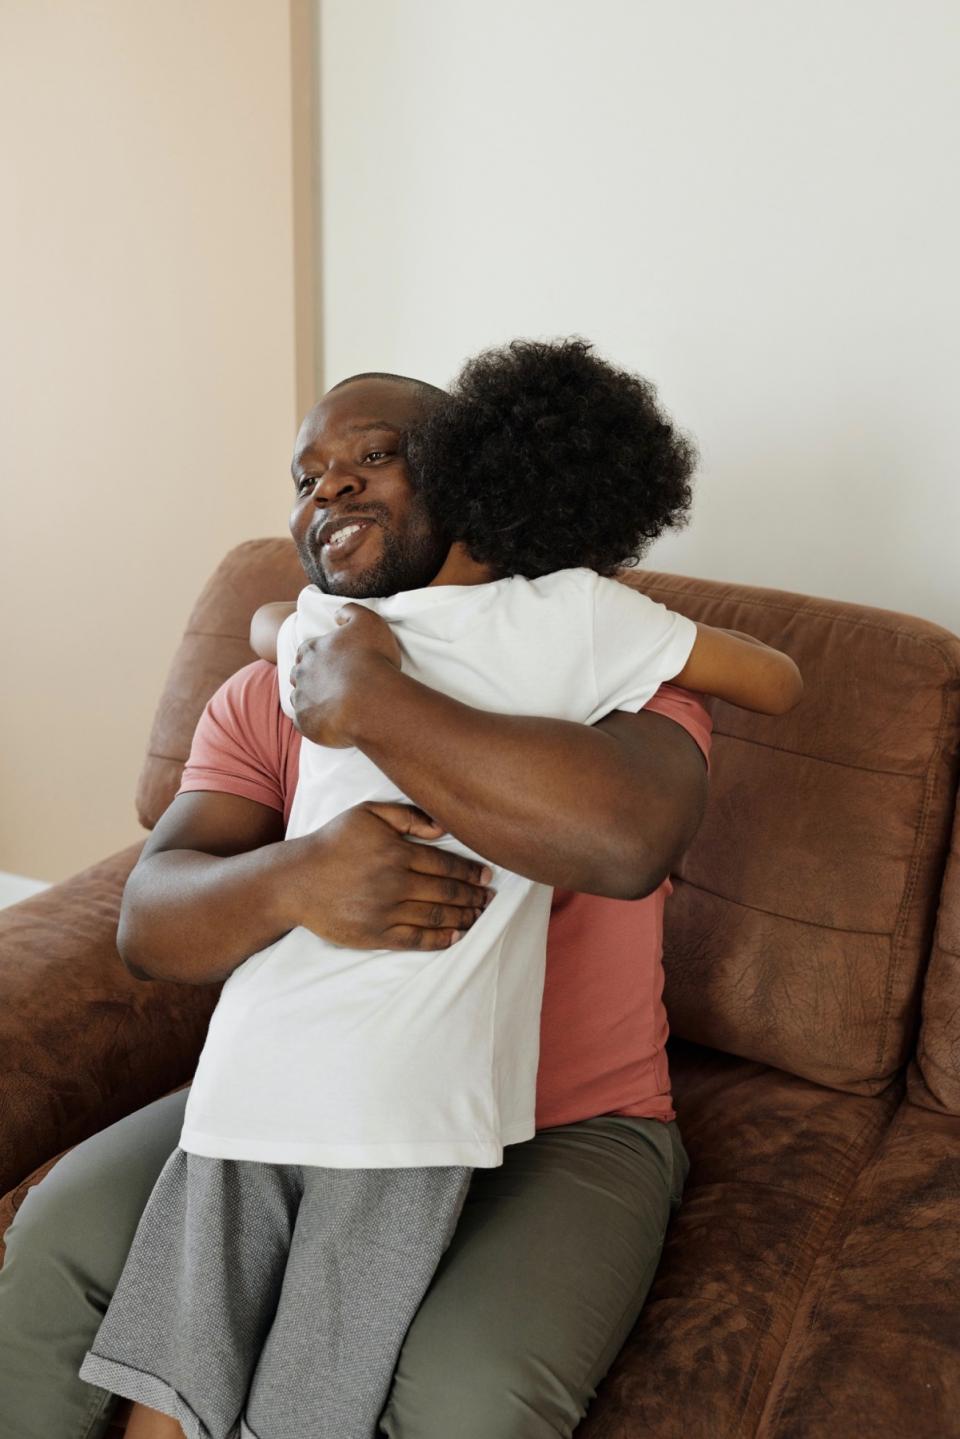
[381,924,465,951]
[402,872,493,909]
[391,900,485,933]
[361,801,494,895]
[365,801,445,840]
[404,840,493,891]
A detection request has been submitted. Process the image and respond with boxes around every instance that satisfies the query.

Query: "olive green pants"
[0,1087,689,1439]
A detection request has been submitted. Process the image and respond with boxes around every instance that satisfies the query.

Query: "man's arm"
[123,624,708,984]
[335,666,708,900]
[119,792,494,984]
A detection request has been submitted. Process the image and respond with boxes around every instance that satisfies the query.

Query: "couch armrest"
[0,844,219,1194]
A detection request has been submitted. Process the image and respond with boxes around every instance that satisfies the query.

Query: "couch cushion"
[0,846,218,1195]
[751,1100,960,1438]
[136,538,305,829]
[577,1038,904,1439]
[909,786,960,1114]
[627,571,960,1094]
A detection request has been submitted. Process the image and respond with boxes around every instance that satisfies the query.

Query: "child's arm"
[250,602,297,664]
[672,623,803,715]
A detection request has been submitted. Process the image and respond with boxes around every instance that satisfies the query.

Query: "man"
[0,373,711,1439]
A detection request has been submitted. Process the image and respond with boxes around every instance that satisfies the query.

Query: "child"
[80,339,801,1439]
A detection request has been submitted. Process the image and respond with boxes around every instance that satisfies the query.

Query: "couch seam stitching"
[675,875,891,936]
[710,728,932,779]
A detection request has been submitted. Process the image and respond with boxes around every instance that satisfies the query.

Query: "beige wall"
[1,2,311,881]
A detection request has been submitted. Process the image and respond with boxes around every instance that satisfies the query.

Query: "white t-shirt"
[179,568,697,1168]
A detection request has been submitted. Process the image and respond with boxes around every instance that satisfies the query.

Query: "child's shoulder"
[521,566,596,599]
[524,567,654,611]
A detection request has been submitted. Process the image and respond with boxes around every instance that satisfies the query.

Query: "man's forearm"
[119,791,496,984]
[341,666,707,897]
[118,843,300,985]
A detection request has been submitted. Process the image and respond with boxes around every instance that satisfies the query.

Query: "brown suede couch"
[2,538,959,1438]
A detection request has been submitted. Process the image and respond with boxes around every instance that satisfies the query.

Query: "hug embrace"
[5,339,801,1439]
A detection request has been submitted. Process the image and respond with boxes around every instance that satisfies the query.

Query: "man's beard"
[296,515,451,599]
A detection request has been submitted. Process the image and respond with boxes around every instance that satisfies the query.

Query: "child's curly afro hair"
[405,337,698,580]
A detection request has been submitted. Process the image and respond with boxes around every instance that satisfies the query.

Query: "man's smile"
[314,515,380,566]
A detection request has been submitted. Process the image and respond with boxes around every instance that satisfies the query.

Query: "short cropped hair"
[330,371,447,411]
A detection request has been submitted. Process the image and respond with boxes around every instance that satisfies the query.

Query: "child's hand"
[250,601,296,664]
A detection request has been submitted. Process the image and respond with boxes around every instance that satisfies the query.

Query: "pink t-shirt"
[177,661,711,1129]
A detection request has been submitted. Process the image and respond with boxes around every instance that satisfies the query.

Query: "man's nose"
[312,461,364,504]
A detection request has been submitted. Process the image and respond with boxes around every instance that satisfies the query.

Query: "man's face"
[289,378,450,598]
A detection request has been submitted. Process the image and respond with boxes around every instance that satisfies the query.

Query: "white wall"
[1,2,301,881]
[318,0,960,632]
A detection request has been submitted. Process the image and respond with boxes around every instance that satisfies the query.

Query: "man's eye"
[364,450,393,463]
[295,476,316,494]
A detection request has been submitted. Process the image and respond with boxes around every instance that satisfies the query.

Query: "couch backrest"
[138,541,960,1097]
[136,539,304,828]
[626,569,960,1095]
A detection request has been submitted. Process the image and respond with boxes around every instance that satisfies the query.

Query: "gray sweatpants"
[77,1148,472,1439]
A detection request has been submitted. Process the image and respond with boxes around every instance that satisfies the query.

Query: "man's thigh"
[0,1086,189,1439]
[379,1113,689,1439]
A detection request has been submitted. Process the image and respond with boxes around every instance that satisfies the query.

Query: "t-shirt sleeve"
[176,660,288,815]
[591,574,698,716]
[644,682,713,774]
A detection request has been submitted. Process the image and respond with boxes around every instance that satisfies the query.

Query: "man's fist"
[332,601,403,664]
[289,603,402,747]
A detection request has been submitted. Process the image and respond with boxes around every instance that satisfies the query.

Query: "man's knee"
[2,1134,150,1303]
[0,1172,121,1439]
[5,1170,72,1257]
[2,1164,104,1297]
[2,1089,187,1291]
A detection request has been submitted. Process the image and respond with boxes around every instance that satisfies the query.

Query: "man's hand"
[118,790,495,984]
[290,603,401,747]
[286,800,493,950]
